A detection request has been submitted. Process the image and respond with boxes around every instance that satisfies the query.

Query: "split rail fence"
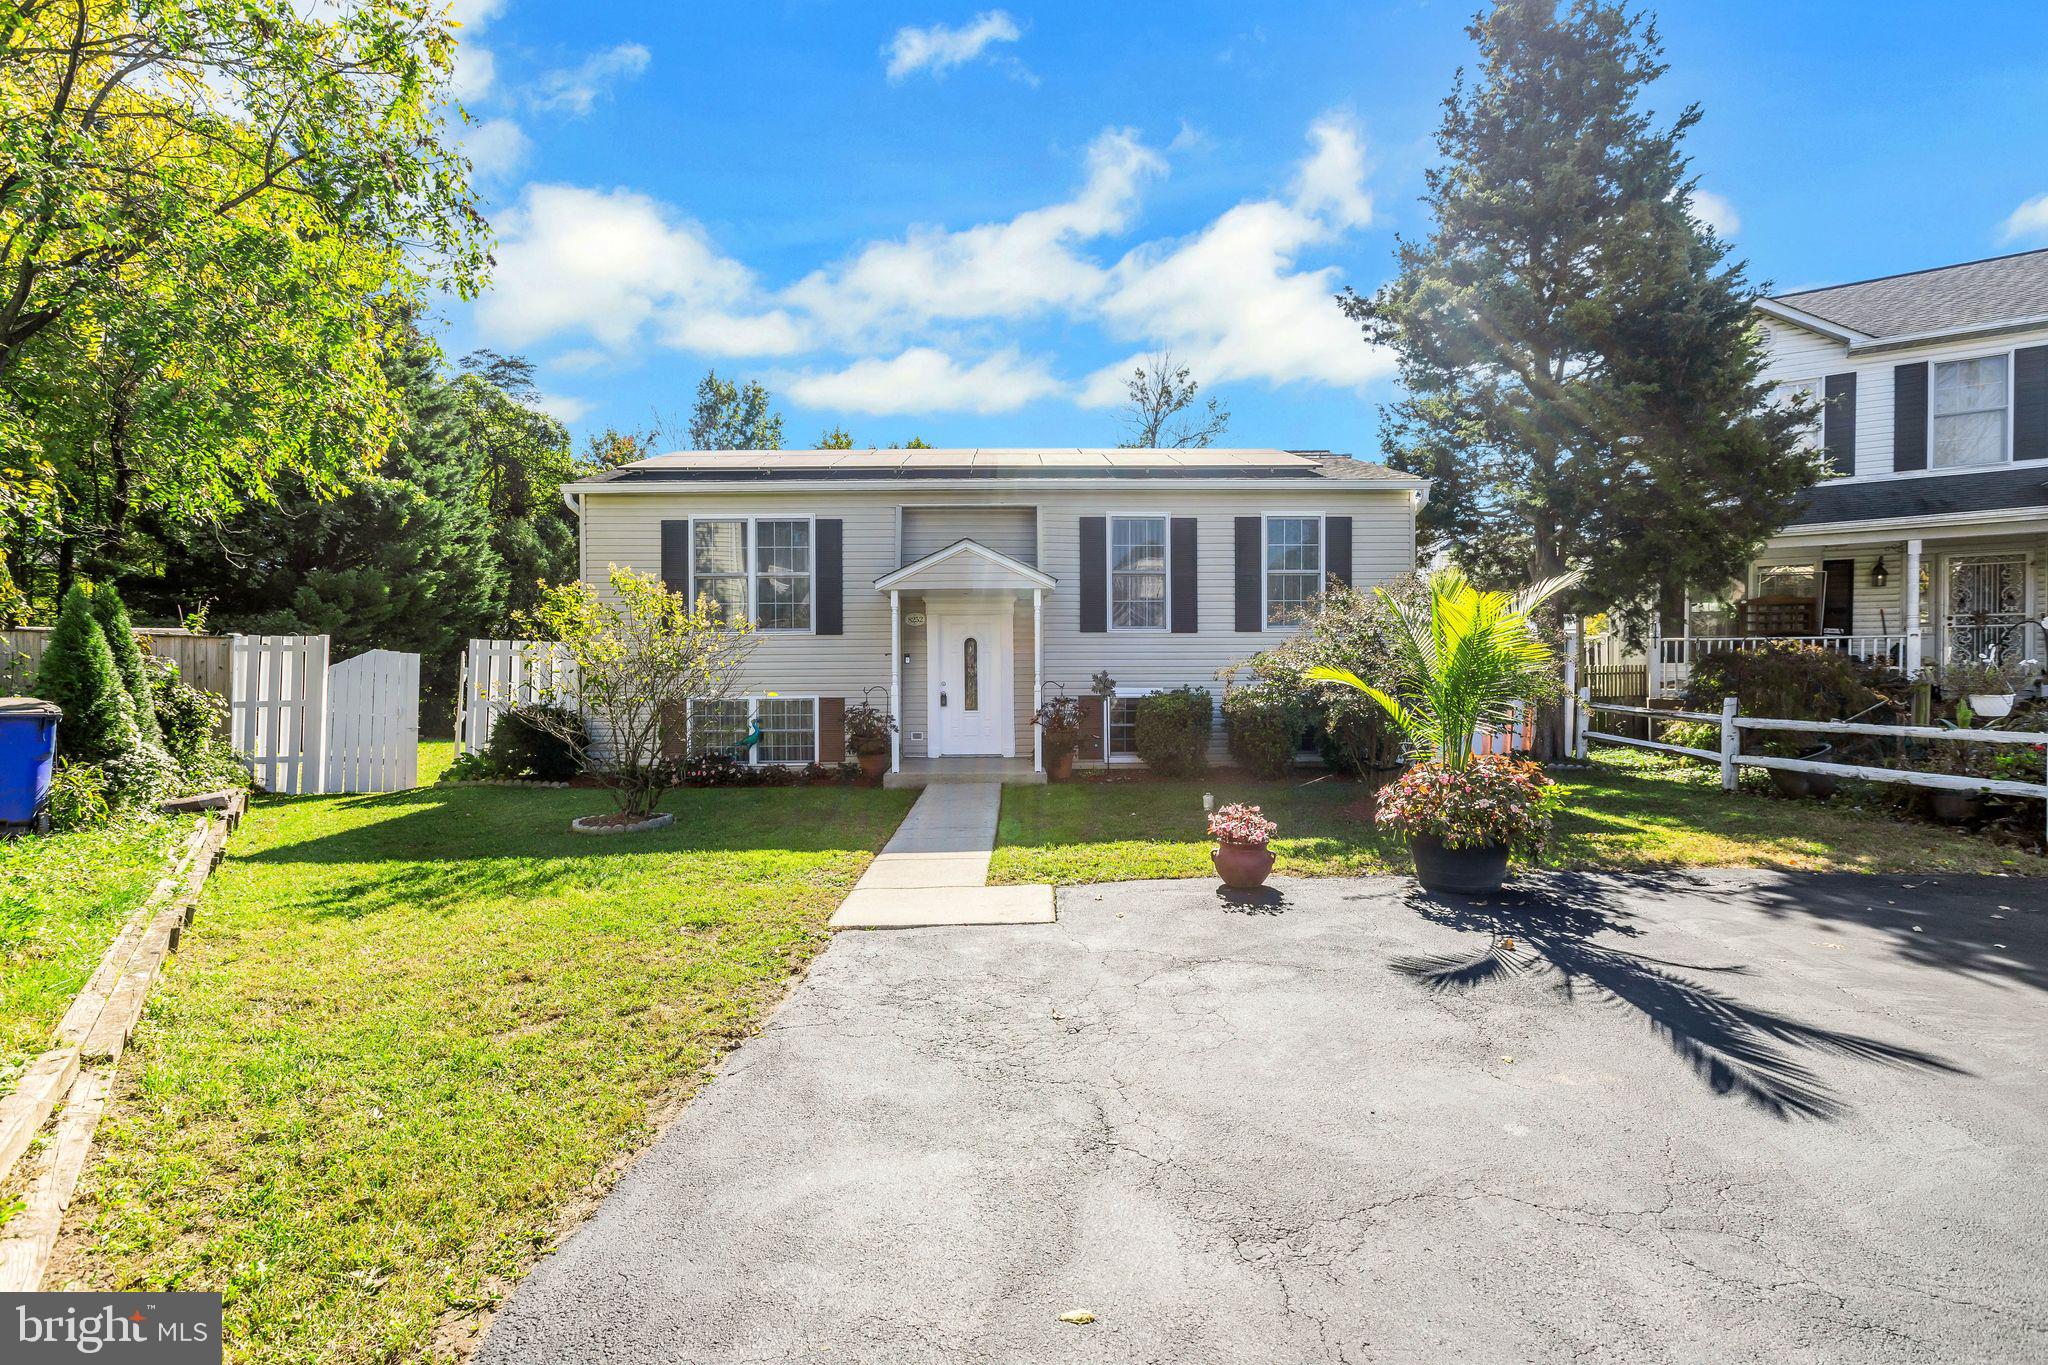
[1572,690,2048,842]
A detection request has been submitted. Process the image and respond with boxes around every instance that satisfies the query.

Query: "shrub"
[34,585,138,763]
[90,584,161,744]
[1375,756,1558,855]
[46,763,111,831]
[1222,680,1305,778]
[150,659,227,766]
[1680,644,1896,723]
[100,742,179,809]
[1233,577,1426,775]
[483,703,587,781]
[1133,685,1213,776]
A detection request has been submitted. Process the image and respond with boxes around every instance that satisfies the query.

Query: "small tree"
[519,567,757,818]
[90,584,161,744]
[1116,351,1230,449]
[35,585,138,762]
[689,371,784,449]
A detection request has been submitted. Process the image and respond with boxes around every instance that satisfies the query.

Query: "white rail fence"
[1572,688,2048,842]
[455,638,576,755]
[230,635,420,795]
[325,649,420,794]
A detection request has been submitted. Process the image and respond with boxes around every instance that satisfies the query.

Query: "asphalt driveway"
[480,870,2048,1363]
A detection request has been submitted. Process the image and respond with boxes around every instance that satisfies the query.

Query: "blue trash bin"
[0,697,61,828]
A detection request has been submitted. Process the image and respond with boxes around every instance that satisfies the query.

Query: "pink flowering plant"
[1208,802,1278,847]
[1374,755,1558,855]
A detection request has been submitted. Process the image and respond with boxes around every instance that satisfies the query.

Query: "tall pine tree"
[90,582,160,744]
[1345,0,1815,622]
[34,584,137,761]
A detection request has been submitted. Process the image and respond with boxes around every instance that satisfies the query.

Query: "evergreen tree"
[1344,0,1814,621]
[89,582,160,744]
[34,584,137,761]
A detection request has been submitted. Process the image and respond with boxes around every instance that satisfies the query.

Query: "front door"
[929,607,1012,757]
[1945,554,2031,662]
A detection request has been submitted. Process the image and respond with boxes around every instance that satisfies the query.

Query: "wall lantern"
[1870,556,1889,589]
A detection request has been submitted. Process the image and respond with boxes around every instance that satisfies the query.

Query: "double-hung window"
[1105,689,1158,762]
[688,695,819,765]
[1770,377,1823,453]
[1110,516,1167,630]
[1931,355,2009,468]
[1264,516,1322,627]
[691,517,813,631]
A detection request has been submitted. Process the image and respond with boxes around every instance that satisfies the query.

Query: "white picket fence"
[455,638,576,755]
[229,634,419,795]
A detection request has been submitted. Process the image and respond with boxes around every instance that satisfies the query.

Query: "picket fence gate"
[455,638,575,755]
[230,635,419,795]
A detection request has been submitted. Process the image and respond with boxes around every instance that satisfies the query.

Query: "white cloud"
[883,11,1022,81]
[1690,188,1741,239]
[1998,192,2048,243]
[461,116,531,181]
[786,127,1163,340]
[550,348,611,374]
[531,391,591,423]
[1081,116,1390,401]
[451,44,495,102]
[477,183,800,355]
[530,43,652,115]
[783,347,1062,414]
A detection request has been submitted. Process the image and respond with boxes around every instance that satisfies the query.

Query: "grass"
[990,747,2048,885]
[61,777,916,1364]
[2,816,181,1091]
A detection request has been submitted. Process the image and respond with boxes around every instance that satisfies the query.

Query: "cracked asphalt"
[479,869,2048,1363]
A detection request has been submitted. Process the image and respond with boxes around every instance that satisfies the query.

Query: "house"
[560,449,1427,779]
[1664,247,2048,691]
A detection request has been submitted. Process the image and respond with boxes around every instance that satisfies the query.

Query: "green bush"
[34,585,138,763]
[1680,645,1896,722]
[1222,680,1305,778]
[1134,685,1214,776]
[46,763,111,831]
[1232,576,1424,774]
[482,703,587,781]
[151,659,226,765]
[101,743,179,809]
[90,584,160,744]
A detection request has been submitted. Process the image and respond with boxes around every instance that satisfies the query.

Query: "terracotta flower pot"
[1407,835,1509,896]
[1211,840,1275,889]
[856,750,888,785]
[1047,748,1076,782]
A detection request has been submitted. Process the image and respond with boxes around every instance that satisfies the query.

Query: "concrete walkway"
[827,782,1054,929]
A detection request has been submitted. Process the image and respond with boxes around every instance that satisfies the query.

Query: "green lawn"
[61,779,915,1364]
[2,817,181,1092]
[990,748,2048,885]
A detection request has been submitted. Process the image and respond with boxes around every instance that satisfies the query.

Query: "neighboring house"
[561,449,1427,778]
[1666,248,2048,690]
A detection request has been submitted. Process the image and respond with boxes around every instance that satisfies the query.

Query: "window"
[1108,697,1141,759]
[1932,355,2009,468]
[963,637,979,710]
[689,695,818,765]
[1755,564,1821,601]
[754,519,812,631]
[1265,516,1322,627]
[1771,377,1824,452]
[692,521,748,621]
[1110,516,1167,630]
[691,517,815,631]
[755,697,819,764]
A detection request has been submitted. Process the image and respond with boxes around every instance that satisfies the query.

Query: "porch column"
[890,589,902,773]
[1032,588,1043,773]
[1649,608,1663,697]
[1904,538,1922,678]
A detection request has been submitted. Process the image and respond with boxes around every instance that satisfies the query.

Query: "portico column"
[1904,538,1923,678]
[1032,588,1043,773]
[890,589,902,773]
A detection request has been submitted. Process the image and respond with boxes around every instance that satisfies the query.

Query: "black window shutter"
[2016,345,2048,461]
[1169,517,1198,633]
[815,519,843,634]
[1893,363,1928,472]
[1234,516,1263,632]
[1325,516,1352,589]
[661,520,691,595]
[1822,373,1857,476]
[1079,517,1107,632]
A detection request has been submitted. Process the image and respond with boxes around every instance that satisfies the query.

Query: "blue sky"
[438,1,2048,456]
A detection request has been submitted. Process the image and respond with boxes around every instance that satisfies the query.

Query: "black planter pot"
[1407,835,1510,896]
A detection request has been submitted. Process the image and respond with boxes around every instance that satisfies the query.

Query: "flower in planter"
[1208,802,1278,847]
[843,702,898,757]
[1033,695,1084,754]
[1374,755,1558,854]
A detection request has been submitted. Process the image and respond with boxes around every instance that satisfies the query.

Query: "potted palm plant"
[1033,695,1083,781]
[1305,566,1573,895]
[843,701,896,785]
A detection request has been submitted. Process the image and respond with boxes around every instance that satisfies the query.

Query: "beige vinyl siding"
[901,506,1036,566]
[575,483,1418,764]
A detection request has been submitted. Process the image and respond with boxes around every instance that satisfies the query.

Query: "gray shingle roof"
[1773,249,2048,339]
[569,448,1419,487]
[1789,464,2048,527]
